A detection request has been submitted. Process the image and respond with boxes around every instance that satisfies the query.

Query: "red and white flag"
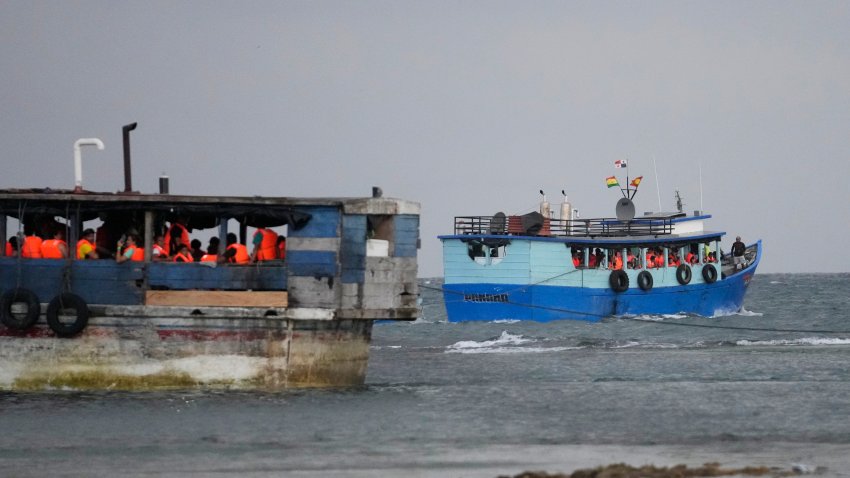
[614,159,628,168]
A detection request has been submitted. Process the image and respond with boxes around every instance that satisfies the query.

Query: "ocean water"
[3,273,850,477]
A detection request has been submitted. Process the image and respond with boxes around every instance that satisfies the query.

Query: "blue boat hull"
[443,243,761,323]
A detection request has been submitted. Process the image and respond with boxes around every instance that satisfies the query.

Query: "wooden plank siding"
[145,290,288,307]
[340,214,367,283]
[147,262,287,290]
[393,215,419,258]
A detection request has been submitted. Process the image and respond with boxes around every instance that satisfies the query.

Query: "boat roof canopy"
[0,188,322,229]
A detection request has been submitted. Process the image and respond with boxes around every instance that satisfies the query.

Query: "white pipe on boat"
[73,138,105,192]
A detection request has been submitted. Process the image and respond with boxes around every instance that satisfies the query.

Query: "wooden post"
[239,221,247,245]
[144,211,153,263]
[68,211,79,260]
[218,217,228,261]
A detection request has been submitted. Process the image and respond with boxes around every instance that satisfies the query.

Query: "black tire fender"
[0,288,41,330]
[676,264,692,285]
[702,264,718,284]
[609,269,629,293]
[46,293,89,338]
[637,271,654,291]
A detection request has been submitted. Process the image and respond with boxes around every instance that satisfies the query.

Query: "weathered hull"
[0,314,372,391]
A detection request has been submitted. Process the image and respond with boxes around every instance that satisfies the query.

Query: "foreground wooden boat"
[0,128,419,390]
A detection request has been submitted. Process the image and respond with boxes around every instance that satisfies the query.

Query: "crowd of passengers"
[3,216,286,265]
[571,244,717,270]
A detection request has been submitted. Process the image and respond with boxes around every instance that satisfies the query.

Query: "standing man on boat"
[732,236,746,270]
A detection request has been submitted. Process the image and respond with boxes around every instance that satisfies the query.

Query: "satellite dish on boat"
[615,198,635,221]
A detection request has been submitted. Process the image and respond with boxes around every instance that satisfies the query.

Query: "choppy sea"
[3,273,850,477]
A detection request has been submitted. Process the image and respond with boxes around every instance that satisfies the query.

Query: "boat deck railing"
[453,215,674,238]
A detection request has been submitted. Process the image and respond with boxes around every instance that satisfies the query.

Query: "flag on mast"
[630,176,643,187]
[614,159,628,168]
[606,176,619,188]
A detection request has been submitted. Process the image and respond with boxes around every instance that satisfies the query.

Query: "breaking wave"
[736,337,850,346]
[445,331,577,354]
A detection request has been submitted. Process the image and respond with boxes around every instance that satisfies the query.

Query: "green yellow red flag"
[606,176,619,188]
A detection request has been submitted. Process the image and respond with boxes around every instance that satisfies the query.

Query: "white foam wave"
[737,337,850,347]
[769,281,784,284]
[446,346,580,355]
[447,331,534,351]
[630,313,687,322]
[736,307,763,317]
[491,319,521,324]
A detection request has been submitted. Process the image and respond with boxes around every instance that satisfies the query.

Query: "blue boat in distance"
[439,192,761,322]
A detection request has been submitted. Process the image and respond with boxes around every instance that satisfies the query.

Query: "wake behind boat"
[439,169,760,323]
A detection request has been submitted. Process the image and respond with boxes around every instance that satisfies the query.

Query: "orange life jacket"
[77,239,95,259]
[41,239,67,259]
[254,228,279,261]
[612,255,623,270]
[646,252,655,268]
[572,257,580,267]
[153,243,167,259]
[200,253,217,262]
[164,223,190,255]
[227,243,250,264]
[22,236,43,258]
[173,252,194,263]
[686,252,696,264]
[654,254,664,268]
[128,246,145,262]
[5,242,13,257]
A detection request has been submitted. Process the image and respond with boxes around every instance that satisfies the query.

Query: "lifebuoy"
[609,269,629,293]
[702,264,718,284]
[676,264,692,285]
[637,271,653,291]
[46,293,89,338]
[0,288,40,330]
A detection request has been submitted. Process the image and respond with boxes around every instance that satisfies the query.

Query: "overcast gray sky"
[2,1,849,276]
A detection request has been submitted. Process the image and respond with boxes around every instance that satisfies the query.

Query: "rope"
[421,283,850,335]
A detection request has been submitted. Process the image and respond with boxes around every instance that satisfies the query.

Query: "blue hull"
[443,244,761,323]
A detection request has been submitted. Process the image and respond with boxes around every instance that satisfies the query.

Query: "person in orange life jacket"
[164,217,191,255]
[224,233,250,264]
[685,245,698,265]
[116,234,144,263]
[152,235,168,261]
[609,251,623,270]
[76,229,98,259]
[667,250,681,267]
[190,239,204,262]
[173,243,194,263]
[588,252,598,268]
[21,224,43,258]
[200,240,219,262]
[627,250,637,269]
[41,229,69,259]
[571,250,581,268]
[5,236,18,257]
[252,227,279,262]
[653,248,664,268]
[645,249,655,268]
[276,235,286,262]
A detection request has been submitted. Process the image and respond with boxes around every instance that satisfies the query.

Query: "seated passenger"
[77,229,98,259]
[172,243,194,262]
[152,235,168,261]
[190,239,204,262]
[276,236,286,261]
[116,234,144,263]
[224,233,250,264]
[252,227,279,262]
[609,251,623,270]
[588,252,598,268]
[21,225,44,259]
[654,249,664,268]
[5,236,17,257]
[572,251,580,268]
[41,229,69,259]
[200,241,219,262]
[164,217,191,255]
[668,251,681,267]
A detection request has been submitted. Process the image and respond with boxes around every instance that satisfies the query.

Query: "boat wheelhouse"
[440,204,760,322]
